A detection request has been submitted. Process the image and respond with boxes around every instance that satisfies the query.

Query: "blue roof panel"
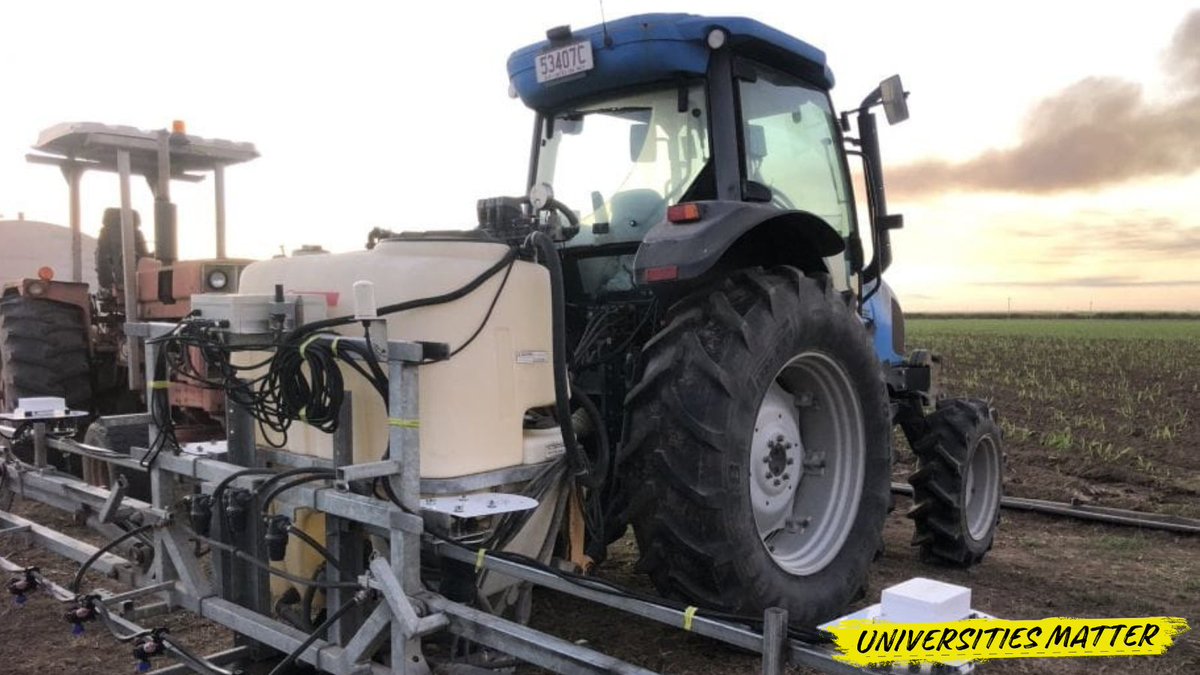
[508,13,833,111]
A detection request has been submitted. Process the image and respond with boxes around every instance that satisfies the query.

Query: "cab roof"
[30,122,258,178]
[507,13,833,111]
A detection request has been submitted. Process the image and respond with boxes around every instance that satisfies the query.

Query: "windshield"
[534,83,709,247]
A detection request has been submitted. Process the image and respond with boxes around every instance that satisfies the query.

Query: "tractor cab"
[502,14,909,302]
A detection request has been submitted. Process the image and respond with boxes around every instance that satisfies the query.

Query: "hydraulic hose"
[259,473,335,514]
[71,523,156,593]
[287,524,340,568]
[571,386,610,492]
[527,232,588,483]
[266,595,362,675]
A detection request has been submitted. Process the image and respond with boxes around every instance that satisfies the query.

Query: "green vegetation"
[905,318,1200,517]
[909,318,1200,340]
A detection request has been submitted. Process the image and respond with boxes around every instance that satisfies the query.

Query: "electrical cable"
[71,523,156,593]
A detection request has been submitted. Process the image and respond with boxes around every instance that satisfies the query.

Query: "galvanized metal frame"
[0,321,877,675]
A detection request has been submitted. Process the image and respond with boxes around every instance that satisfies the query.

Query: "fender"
[632,201,844,284]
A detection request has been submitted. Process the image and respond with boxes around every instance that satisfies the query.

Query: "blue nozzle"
[72,622,85,636]
[136,660,151,673]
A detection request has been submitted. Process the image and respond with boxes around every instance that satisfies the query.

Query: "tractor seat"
[608,189,665,235]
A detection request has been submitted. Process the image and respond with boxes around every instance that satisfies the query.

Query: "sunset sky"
[1,1,1196,312]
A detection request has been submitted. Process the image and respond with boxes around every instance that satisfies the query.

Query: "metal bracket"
[99,474,128,524]
[338,460,401,485]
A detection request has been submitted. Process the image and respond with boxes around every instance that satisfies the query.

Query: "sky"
[1,1,1197,312]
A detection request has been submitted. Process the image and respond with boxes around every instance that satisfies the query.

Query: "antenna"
[599,0,613,47]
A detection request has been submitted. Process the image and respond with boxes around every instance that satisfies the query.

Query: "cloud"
[993,215,1200,258]
[889,10,1200,198]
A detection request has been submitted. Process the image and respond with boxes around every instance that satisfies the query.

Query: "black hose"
[71,523,156,593]
[259,474,334,514]
[527,232,587,483]
[287,524,340,568]
[266,595,361,675]
[253,467,335,503]
[286,247,518,341]
[185,528,360,590]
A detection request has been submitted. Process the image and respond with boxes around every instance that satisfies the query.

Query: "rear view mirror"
[879,75,908,125]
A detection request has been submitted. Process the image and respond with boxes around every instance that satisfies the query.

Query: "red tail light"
[667,203,702,223]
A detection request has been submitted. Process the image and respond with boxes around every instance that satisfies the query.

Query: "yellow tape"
[299,334,323,358]
[331,336,342,353]
[388,418,420,429]
[149,381,171,390]
[475,548,487,573]
[683,606,698,631]
[298,409,307,422]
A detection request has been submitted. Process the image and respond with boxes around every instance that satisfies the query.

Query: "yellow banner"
[824,616,1190,666]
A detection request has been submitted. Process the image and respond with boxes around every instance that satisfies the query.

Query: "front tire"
[624,268,891,626]
[907,398,1004,566]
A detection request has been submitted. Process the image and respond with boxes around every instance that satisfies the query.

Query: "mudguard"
[631,201,844,284]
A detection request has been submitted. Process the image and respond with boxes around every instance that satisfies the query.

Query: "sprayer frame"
[0,321,880,675]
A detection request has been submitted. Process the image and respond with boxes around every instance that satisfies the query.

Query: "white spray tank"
[237,239,562,477]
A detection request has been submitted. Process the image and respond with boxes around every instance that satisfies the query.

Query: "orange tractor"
[0,122,258,472]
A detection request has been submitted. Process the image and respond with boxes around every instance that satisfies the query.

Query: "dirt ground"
[1,319,1197,674]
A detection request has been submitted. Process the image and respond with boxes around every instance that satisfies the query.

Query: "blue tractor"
[473,13,1005,626]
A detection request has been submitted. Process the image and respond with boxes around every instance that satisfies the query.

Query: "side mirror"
[879,75,908,125]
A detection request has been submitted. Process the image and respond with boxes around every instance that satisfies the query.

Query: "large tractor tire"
[83,419,152,499]
[0,294,92,411]
[907,398,1003,566]
[624,267,891,626]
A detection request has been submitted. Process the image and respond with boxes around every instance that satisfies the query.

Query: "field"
[1,318,1198,674]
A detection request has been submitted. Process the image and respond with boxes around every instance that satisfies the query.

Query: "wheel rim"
[965,433,1002,541]
[750,351,866,576]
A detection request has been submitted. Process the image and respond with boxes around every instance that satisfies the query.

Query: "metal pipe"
[214,164,226,259]
[891,483,1200,534]
[67,166,83,282]
[117,149,143,391]
[762,608,788,675]
[32,422,47,467]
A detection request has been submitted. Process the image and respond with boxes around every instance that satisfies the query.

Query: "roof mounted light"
[546,25,573,42]
[707,28,727,50]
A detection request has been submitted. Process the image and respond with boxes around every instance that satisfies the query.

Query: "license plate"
[535,40,594,84]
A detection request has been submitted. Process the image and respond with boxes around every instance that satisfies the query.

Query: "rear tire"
[907,398,1003,566]
[624,268,891,626]
[0,294,92,411]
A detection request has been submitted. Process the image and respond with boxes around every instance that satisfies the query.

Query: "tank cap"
[353,280,378,320]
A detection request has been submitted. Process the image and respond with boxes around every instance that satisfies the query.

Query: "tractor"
[219,12,1005,629]
[0,122,258,475]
